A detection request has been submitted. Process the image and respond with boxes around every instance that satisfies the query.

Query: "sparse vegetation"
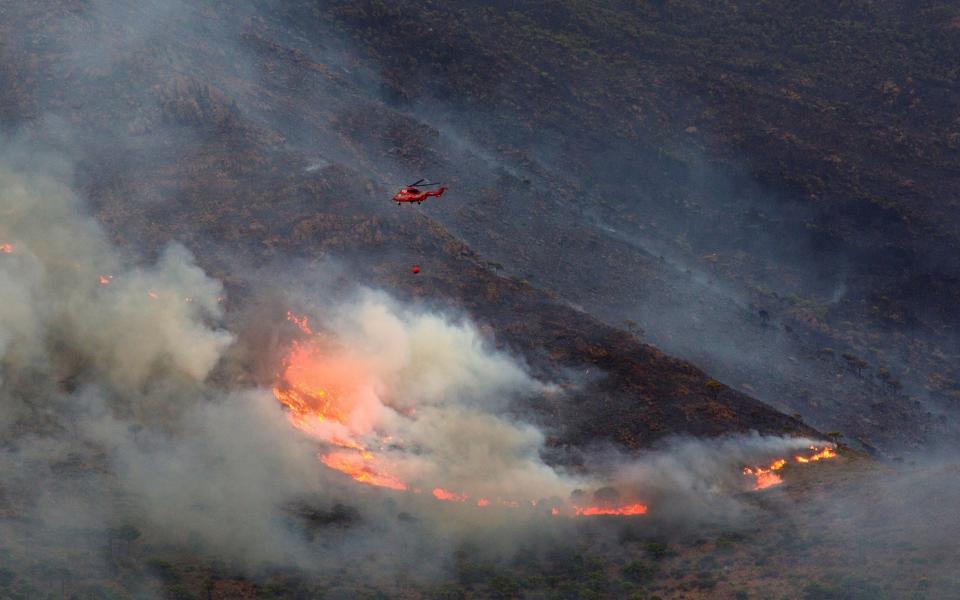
[645,542,671,561]
[842,353,870,377]
[705,379,725,400]
[622,560,657,583]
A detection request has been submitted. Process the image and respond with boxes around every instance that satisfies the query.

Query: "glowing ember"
[574,503,648,516]
[286,311,313,335]
[148,291,159,300]
[99,275,113,285]
[0,243,12,253]
[432,488,468,502]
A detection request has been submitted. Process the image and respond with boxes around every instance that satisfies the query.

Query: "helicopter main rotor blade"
[408,178,426,187]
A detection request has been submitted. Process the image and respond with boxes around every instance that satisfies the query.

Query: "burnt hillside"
[0,0,820,450]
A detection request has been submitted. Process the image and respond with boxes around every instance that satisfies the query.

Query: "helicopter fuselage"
[393,186,446,204]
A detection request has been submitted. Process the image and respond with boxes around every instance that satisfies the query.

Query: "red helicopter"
[393,179,446,205]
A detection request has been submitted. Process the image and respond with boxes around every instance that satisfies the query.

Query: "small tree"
[645,542,670,560]
[758,309,770,326]
[841,353,869,377]
[108,524,141,559]
[705,379,725,400]
[624,319,643,338]
[622,560,656,583]
[202,575,216,600]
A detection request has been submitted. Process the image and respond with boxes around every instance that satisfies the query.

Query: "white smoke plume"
[0,163,231,400]
[598,433,828,525]
[296,290,578,504]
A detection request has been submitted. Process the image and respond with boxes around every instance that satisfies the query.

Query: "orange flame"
[744,469,783,490]
[99,275,113,285]
[432,488,468,502]
[795,446,837,463]
[271,317,650,517]
[272,341,372,439]
[574,503,648,516]
[286,311,313,335]
[744,446,837,490]
[273,337,404,491]
[319,451,407,491]
[0,243,12,254]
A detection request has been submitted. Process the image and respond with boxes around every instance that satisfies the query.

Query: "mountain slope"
[0,0,818,450]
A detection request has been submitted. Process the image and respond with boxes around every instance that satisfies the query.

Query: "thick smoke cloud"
[0,161,232,401]
[0,154,319,569]
[290,290,580,504]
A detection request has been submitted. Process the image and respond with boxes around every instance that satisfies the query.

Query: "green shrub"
[622,560,656,583]
[490,574,521,599]
[428,584,468,600]
[645,542,670,560]
[0,568,14,588]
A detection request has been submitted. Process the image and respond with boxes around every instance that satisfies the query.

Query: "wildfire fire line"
[272,313,837,517]
[742,447,838,490]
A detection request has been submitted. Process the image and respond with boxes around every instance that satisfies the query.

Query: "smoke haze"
[2,2,958,597]
[0,151,834,590]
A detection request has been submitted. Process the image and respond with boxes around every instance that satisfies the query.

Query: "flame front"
[273,319,842,515]
[433,488,468,502]
[272,329,400,490]
[320,451,407,491]
[795,446,837,463]
[271,313,650,518]
[743,446,838,490]
[573,503,648,516]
